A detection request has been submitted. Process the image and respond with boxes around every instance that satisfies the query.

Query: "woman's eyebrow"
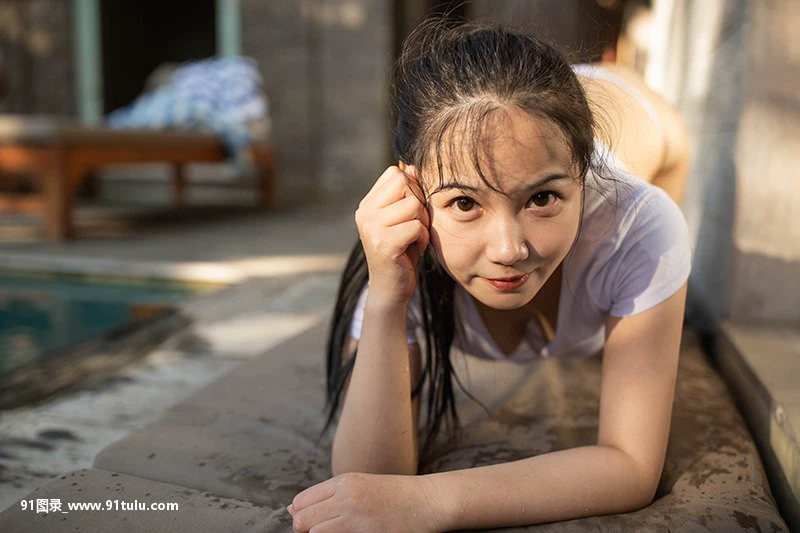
[438,173,570,194]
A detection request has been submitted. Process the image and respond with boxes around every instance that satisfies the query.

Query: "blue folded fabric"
[107,56,269,175]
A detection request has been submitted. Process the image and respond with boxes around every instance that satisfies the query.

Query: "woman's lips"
[484,272,531,290]
[487,274,526,282]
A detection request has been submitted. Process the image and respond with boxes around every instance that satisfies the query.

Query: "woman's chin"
[487,295,536,310]
[466,285,539,310]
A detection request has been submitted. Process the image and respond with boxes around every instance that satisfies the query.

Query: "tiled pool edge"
[686,285,800,531]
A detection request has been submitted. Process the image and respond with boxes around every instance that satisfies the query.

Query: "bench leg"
[256,151,276,208]
[80,171,101,199]
[42,152,73,241]
[0,145,74,240]
[172,163,186,206]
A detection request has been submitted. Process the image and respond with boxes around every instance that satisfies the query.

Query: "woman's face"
[421,106,583,311]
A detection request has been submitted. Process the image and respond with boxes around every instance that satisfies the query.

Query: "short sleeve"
[607,189,693,317]
[347,284,421,344]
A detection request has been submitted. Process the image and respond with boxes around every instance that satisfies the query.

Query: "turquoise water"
[0,273,211,376]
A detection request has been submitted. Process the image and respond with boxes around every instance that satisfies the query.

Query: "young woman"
[287,19,692,532]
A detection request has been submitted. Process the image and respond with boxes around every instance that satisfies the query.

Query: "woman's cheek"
[430,210,475,242]
[428,226,448,267]
[430,214,467,253]
[535,216,579,259]
[429,220,476,279]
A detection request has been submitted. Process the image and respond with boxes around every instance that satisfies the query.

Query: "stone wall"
[240,0,392,205]
[470,0,617,63]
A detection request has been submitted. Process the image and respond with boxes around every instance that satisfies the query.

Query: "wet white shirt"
[347,147,693,364]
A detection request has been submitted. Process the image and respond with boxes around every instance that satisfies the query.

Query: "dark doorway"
[100,0,217,114]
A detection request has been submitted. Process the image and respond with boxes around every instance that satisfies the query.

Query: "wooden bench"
[0,116,276,240]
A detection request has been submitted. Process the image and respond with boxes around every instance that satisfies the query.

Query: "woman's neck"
[471,261,563,351]
[521,262,562,332]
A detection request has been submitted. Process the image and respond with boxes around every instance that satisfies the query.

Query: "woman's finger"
[373,219,427,261]
[402,165,427,206]
[290,479,338,514]
[370,169,418,209]
[291,499,340,533]
[416,225,430,254]
[378,195,430,228]
[361,166,406,207]
[406,224,430,266]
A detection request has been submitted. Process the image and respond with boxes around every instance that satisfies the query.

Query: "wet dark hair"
[317,17,621,467]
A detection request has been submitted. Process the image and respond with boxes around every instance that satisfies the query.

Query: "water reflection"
[0,274,200,375]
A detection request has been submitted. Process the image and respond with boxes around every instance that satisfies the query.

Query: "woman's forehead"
[421,106,574,189]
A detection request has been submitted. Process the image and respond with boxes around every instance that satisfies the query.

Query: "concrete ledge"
[3,307,791,531]
[688,291,800,532]
[92,315,334,506]
[0,468,285,532]
[91,314,788,531]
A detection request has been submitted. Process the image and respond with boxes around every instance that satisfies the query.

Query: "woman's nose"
[485,219,529,266]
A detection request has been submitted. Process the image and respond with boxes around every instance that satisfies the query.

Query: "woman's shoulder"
[577,168,692,316]
[581,146,655,231]
[582,158,689,254]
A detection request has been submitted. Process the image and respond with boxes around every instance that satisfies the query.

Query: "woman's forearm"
[418,445,656,531]
[331,297,417,476]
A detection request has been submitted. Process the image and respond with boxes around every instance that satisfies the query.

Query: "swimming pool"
[0,272,218,377]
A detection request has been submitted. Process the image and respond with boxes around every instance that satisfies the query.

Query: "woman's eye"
[445,192,559,214]
[449,196,476,212]
[529,191,558,209]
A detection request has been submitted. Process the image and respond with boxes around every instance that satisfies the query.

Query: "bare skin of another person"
[577,62,690,206]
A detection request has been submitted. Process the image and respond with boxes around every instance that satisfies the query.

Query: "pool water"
[0,273,216,376]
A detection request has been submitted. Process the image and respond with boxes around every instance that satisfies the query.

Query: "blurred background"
[0,0,798,527]
[1,0,797,325]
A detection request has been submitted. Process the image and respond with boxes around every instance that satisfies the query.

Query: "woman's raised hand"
[355,165,430,308]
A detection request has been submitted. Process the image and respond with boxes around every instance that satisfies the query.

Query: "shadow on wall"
[676,0,800,324]
[658,0,747,322]
[724,4,800,323]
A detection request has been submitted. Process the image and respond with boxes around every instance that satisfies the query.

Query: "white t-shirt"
[347,146,693,364]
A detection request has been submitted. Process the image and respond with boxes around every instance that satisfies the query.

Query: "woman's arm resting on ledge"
[420,444,653,531]
[420,282,687,531]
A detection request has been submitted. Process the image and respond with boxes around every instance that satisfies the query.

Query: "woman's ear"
[398,160,408,172]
